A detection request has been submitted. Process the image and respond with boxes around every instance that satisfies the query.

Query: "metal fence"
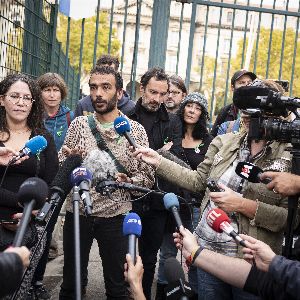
[0,0,79,108]
[1,0,300,117]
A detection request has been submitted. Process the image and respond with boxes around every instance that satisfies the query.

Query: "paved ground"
[44,240,158,300]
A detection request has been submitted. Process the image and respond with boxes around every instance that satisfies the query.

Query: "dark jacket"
[129,99,182,210]
[211,103,239,137]
[0,252,23,298]
[244,256,300,300]
[74,90,135,117]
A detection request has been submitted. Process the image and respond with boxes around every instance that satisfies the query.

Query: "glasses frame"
[3,93,35,107]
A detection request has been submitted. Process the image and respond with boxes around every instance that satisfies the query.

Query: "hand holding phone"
[207,178,224,192]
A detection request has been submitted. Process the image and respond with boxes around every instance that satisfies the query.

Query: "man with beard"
[58,66,154,299]
[129,67,182,300]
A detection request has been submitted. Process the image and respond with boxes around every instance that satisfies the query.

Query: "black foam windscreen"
[50,154,83,196]
[17,177,48,209]
[233,86,271,110]
[164,257,185,283]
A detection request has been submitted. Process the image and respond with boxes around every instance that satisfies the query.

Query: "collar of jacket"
[132,98,170,121]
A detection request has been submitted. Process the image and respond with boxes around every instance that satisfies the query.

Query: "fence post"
[148,0,171,69]
[50,0,58,72]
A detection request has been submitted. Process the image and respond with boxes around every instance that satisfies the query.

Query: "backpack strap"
[87,115,127,174]
[66,111,71,127]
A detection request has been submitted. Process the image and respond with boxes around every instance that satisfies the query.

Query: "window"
[227,11,233,23]
[223,38,231,54]
[165,54,177,73]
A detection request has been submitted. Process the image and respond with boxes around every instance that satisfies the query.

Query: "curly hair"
[96,54,120,71]
[177,100,209,140]
[0,73,46,142]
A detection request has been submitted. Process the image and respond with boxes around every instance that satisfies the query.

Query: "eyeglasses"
[4,93,35,106]
[169,91,182,96]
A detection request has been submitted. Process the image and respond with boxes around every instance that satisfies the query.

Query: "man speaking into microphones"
[57,66,154,299]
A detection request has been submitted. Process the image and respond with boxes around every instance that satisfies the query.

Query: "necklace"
[194,143,204,153]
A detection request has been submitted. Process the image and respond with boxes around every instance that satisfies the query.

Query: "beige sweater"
[58,114,155,218]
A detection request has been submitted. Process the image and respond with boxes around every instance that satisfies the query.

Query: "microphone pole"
[72,186,82,300]
[13,200,36,247]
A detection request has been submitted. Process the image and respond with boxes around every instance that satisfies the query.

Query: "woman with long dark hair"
[0,73,58,299]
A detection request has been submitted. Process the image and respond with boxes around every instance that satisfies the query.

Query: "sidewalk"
[44,240,159,299]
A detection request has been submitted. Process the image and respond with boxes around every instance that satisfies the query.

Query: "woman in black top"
[156,92,213,300]
[0,73,58,299]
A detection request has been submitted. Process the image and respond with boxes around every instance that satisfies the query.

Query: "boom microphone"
[233,86,300,111]
[123,213,142,264]
[114,116,138,148]
[235,162,272,184]
[206,208,246,247]
[164,257,193,300]
[36,154,83,223]
[70,167,93,216]
[163,193,183,229]
[9,135,48,165]
[13,177,48,247]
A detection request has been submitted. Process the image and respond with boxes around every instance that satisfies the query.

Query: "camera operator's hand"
[173,226,199,260]
[261,171,300,196]
[132,147,162,168]
[5,246,30,268]
[241,234,276,272]
[124,254,146,300]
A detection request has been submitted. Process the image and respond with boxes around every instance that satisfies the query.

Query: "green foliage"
[56,12,121,77]
[231,28,300,95]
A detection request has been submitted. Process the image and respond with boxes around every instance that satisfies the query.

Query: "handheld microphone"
[70,167,93,216]
[206,208,246,247]
[13,177,48,247]
[123,212,142,264]
[114,116,138,148]
[163,193,183,229]
[9,135,48,165]
[36,155,83,223]
[235,161,272,184]
[164,257,194,300]
[233,86,300,112]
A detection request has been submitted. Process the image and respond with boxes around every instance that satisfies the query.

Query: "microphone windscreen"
[82,149,118,184]
[123,213,142,237]
[163,193,179,210]
[25,135,48,154]
[164,257,185,283]
[235,162,262,183]
[114,116,131,135]
[206,208,230,233]
[70,167,93,186]
[233,86,270,110]
[50,154,83,196]
[17,177,48,209]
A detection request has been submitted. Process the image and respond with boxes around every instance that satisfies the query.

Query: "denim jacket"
[157,132,292,256]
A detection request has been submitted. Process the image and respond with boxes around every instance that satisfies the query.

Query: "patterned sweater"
[58,114,155,218]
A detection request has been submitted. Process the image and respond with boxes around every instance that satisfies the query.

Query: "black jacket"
[0,252,23,298]
[129,99,182,210]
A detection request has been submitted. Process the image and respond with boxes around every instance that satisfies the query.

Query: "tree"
[56,12,121,79]
[231,28,300,95]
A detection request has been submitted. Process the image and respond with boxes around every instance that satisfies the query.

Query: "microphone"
[206,208,246,247]
[235,161,272,184]
[233,86,300,111]
[164,257,194,300]
[70,167,93,216]
[114,116,138,148]
[13,177,48,247]
[82,149,118,185]
[123,212,142,264]
[36,154,83,223]
[9,135,48,165]
[163,193,183,229]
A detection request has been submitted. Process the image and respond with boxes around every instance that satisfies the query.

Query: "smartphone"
[0,219,18,224]
[207,178,224,192]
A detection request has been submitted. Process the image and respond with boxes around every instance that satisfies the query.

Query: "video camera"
[233,85,300,143]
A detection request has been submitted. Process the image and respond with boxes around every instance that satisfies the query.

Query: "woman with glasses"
[133,80,291,300]
[0,73,58,299]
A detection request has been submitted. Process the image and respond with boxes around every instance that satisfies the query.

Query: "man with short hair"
[74,54,135,117]
[211,69,256,136]
[58,66,154,299]
[129,67,182,300]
